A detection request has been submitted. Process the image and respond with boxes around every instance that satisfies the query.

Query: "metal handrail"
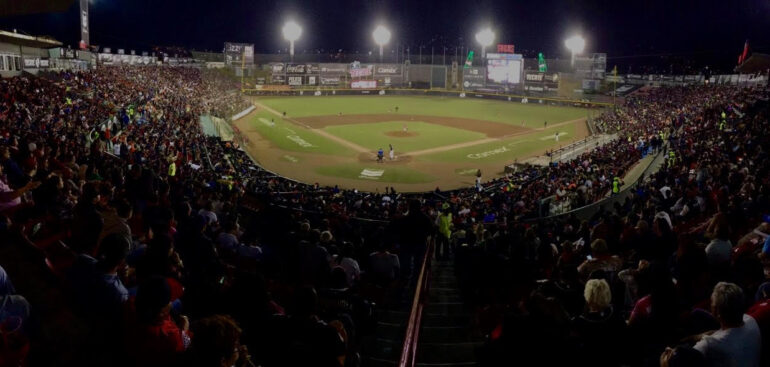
[398,238,434,367]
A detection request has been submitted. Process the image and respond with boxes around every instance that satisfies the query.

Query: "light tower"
[475,27,494,59]
[282,20,302,62]
[565,35,586,68]
[373,25,391,62]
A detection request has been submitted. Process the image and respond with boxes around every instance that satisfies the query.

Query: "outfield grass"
[316,164,435,184]
[257,96,586,128]
[248,111,353,156]
[418,124,578,163]
[323,121,486,153]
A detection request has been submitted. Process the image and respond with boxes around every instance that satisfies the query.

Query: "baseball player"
[389,144,395,160]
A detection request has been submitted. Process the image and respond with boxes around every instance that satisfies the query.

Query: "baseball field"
[233,95,591,192]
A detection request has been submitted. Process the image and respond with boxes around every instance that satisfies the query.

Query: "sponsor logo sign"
[287,135,315,148]
[321,77,341,85]
[374,65,401,75]
[350,66,373,78]
[359,169,384,180]
[320,64,348,74]
[351,80,377,89]
[286,64,306,74]
[288,76,303,86]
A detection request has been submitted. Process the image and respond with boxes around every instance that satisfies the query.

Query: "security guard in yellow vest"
[612,176,622,194]
[719,120,726,131]
[668,151,676,165]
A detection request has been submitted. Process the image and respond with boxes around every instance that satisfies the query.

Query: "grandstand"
[2,2,770,367]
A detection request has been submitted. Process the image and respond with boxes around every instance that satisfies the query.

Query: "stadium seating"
[0,65,769,367]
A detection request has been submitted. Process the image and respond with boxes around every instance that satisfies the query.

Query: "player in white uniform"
[389,144,395,160]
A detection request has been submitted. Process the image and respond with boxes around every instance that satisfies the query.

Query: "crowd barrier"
[231,105,255,121]
[533,143,668,221]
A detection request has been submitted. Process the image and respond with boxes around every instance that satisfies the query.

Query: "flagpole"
[612,66,617,109]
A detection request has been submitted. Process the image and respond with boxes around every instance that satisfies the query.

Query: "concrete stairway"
[414,260,481,367]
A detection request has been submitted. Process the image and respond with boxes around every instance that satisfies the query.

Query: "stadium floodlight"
[282,20,302,61]
[372,25,391,62]
[564,35,586,67]
[475,27,495,58]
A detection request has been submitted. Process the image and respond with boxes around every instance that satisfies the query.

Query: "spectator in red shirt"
[126,276,190,367]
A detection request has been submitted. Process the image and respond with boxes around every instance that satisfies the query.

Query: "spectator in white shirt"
[693,282,761,367]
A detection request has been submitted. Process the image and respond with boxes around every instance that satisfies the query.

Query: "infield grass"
[323,121,486,153]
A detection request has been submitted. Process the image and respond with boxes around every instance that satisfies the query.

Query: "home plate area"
[357,152,413,164]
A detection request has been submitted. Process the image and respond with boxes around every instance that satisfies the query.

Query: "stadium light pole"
[373,25,391,63]
[282,20,302,62]
[565,35,586,68]
[475,27,494,59]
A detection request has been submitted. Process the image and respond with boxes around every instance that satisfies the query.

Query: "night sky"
[2,0,769,70]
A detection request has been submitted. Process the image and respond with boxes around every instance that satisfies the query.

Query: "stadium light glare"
[564,35,586,67]
[475,27,495,58]
[373,25,391,62]
[282,20,302,61]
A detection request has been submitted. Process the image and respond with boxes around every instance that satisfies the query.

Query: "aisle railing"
[398,238,434,367]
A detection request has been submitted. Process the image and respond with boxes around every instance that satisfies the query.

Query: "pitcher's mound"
[385,130,418,138]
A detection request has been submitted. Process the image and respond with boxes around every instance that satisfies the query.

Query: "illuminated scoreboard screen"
[486,53,523,85]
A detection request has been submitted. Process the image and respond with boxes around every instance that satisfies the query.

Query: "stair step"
[419,326,478,343]
[362,357,398,367]
[361,337,401,361]
[425,302,467,315]
[415,342,483,364]
[377,309,409,324]
[374,321,406,340]
[428,292,463,303]
[422,313,471,327]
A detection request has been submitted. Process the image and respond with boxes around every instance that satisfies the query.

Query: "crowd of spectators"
[0,62,769,367]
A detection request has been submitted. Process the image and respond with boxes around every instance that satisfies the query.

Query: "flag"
[738,40,749,65]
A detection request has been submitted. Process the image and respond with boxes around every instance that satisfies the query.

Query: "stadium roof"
[0,29,62,48]
[735,53,770,74]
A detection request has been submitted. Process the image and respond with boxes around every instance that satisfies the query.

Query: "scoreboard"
[486,53,523,85]
[224,43,254,65]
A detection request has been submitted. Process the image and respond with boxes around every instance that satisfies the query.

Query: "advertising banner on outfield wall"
[462,67,486,88]
[320,63,348,74]
[287,76,303,86]
[320,76,342,85]
[285,63,306,74]
[283,63,320,74]
[350,65,373,78]
[351,80,377,89]
[374,64,402,76]
[378,76,404,87]
[271,63,285,73]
